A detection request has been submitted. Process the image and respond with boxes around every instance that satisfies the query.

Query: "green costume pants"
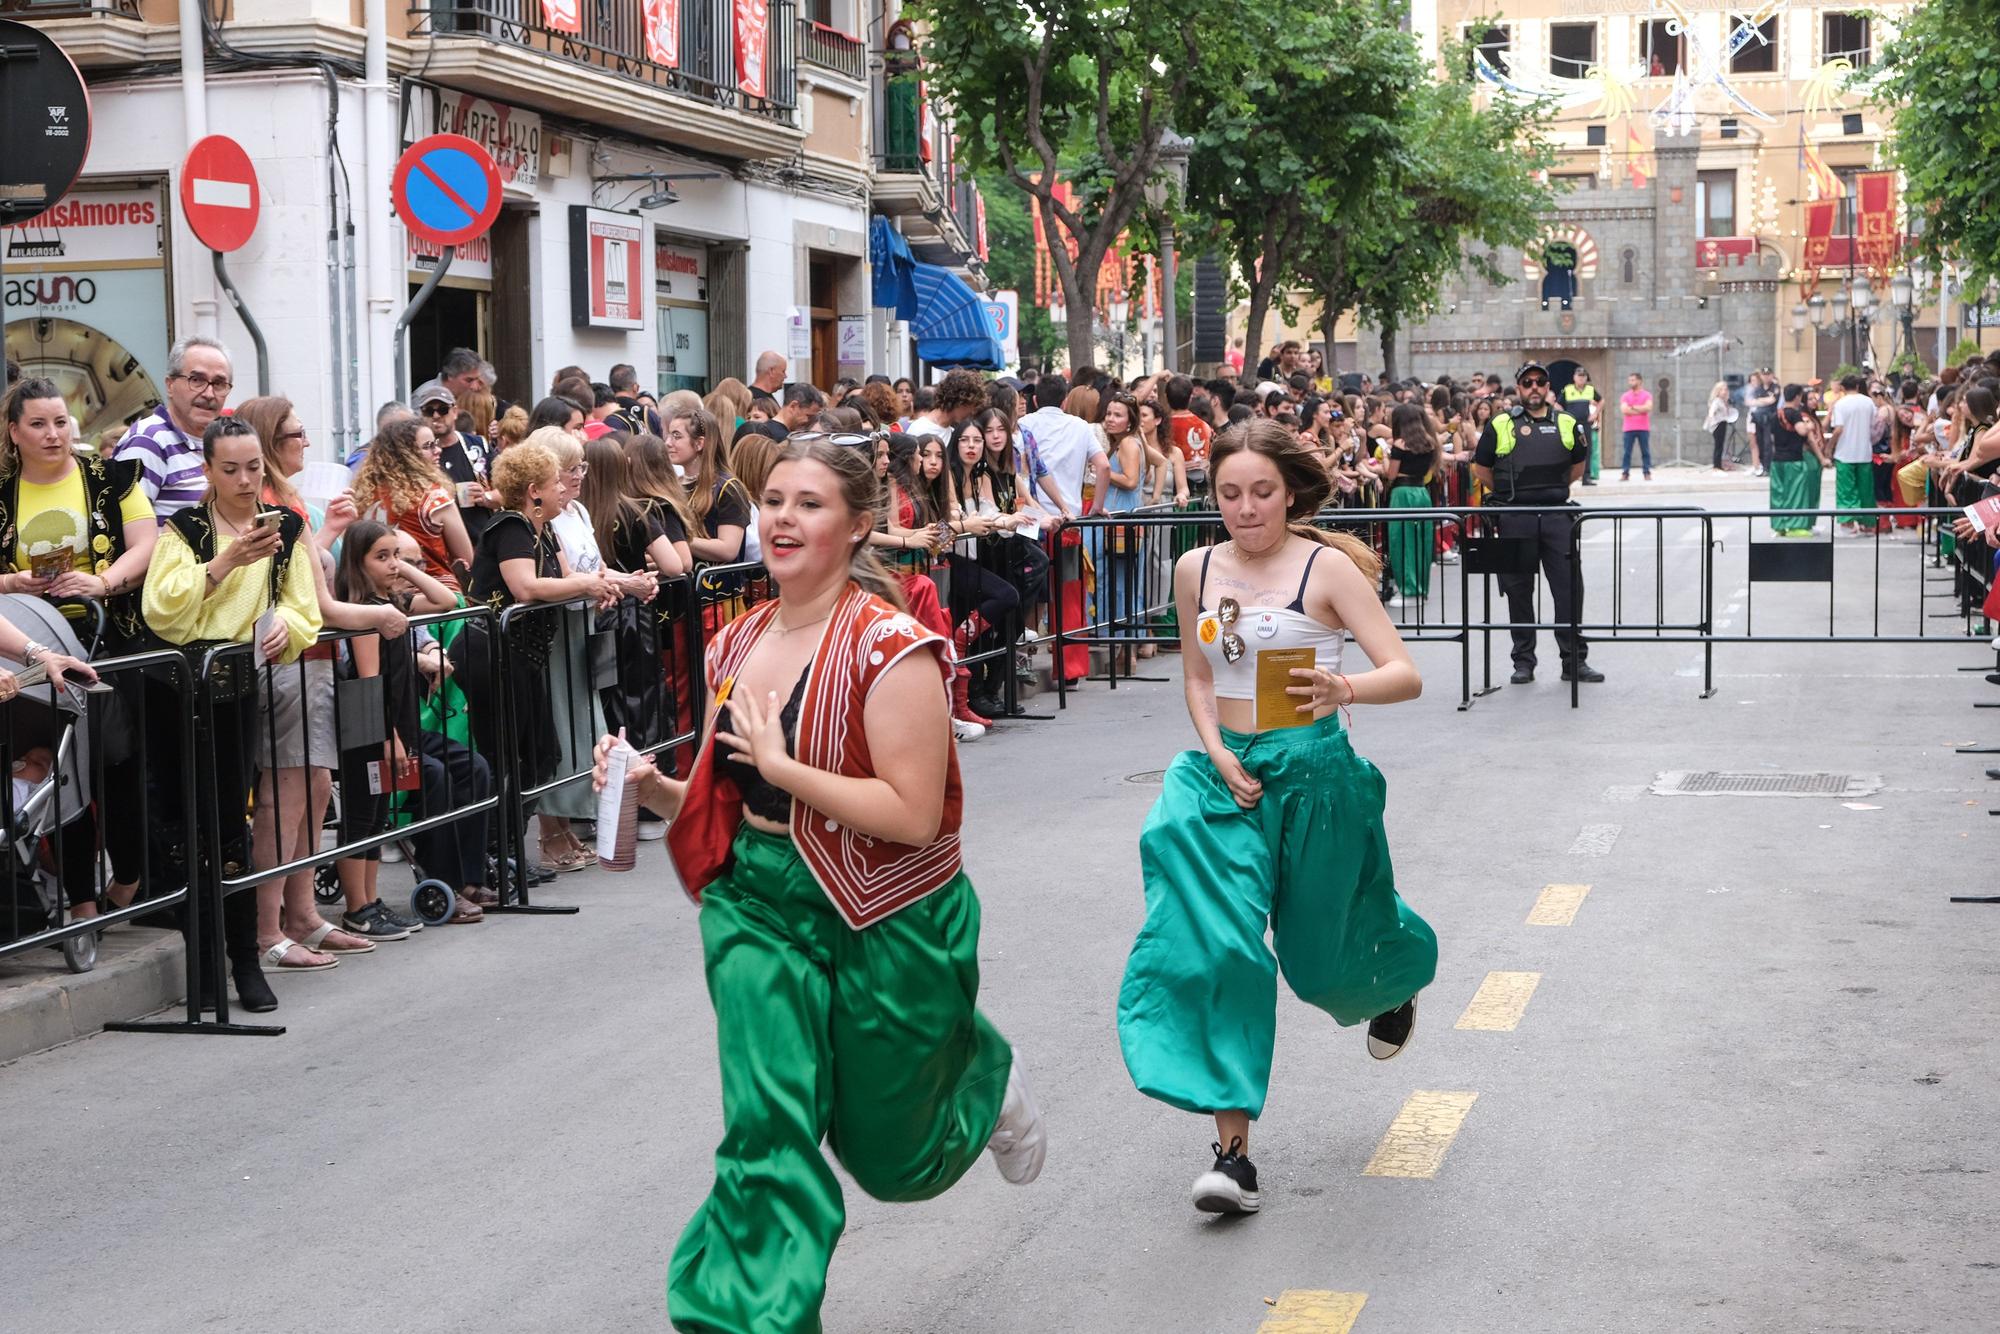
[1117,717,1438,1119]
[668,828,1013,1334]
[1768,458,1821,533]
[1833,460,1876,519]
[1585,424,1600,480]
[1387,486,1434,598]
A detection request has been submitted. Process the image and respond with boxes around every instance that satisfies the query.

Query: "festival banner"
[1800,143,1843,201]
[1625,120,1651,189]
[735,0,769,98]
[541,0,581,34]
[1854,170,1899,277]
[643,0,680,67]
[1800,199,1837,297]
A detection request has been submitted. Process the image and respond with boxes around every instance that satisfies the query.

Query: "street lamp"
[1808,292,1827,329]
[1790,300,1808,351]
[1145,128,1193,373]
[1890,270,1915,365]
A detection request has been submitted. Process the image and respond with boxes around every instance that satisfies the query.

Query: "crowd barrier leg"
[491,610,577,916]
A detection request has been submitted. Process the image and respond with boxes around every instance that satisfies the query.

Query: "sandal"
[261,937,338,971]
[539,839,596,873]
[300,921,375,955]
[461,886,499,909]
[447,897,483,925]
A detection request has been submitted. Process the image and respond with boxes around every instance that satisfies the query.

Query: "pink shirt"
[1621,389,1652,432]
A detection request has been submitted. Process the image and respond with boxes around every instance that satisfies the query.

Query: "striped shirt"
[114,407,207,523]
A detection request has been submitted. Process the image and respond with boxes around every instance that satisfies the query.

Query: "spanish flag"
[1801,143,1844,201]
[1626,121,1651,189]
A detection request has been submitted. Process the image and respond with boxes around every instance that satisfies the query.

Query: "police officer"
[1471,362,1604,686]
[1561,367,1602,487]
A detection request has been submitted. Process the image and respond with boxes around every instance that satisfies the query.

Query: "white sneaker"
[380,843,405,864]
[635,820,667,841]
[987,1055,1047,1184]
[952,717,986,743]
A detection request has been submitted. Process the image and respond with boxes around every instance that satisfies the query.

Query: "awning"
[870,216,916,319]
[908,261,1004,370]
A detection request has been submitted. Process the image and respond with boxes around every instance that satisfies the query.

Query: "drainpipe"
[363,0,396,408]
[178,0,218,337]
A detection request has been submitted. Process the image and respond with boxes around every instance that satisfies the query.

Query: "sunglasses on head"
[788,431,875,449]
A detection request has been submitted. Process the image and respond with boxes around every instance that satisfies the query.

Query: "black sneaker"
[1367,997,1417,1061]
[1561,663,1606,683]
[375,899,423,933]
[341,900,412,942]
[1509,667,1534,685]
[1191,1137,1261,1214]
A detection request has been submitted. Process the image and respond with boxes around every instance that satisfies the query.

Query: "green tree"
[911,0,1232,369]
[1183,0,1418,382]
[1875,0,2000,285]
[973,168,1061,370]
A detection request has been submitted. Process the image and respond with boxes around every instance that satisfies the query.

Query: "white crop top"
[1193,545,1348,700]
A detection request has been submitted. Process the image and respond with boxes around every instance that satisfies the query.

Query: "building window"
[1823,13,1870,65]
[1463,25,1510,77]
[1586,123,1607,147]
[1729,14,1778,73]
[1696,170,1736,238]
[1642,20,1684,76]
[1549,23,1597,79]
[1552,172,1598,193]
[1620,248,1638,285]
[1832,166,1868,234]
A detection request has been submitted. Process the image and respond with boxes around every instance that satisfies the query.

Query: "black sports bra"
[713,670,808,822]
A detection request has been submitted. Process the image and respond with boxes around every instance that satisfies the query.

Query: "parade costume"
[665,587,1019,1333]
[1767,404,1820,535]
[1117,550,1436,1120]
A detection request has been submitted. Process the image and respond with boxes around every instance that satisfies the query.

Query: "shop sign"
[569,205,644,329]
[431,89,541,191]
[408,229,494,283]
[654,237,706,302]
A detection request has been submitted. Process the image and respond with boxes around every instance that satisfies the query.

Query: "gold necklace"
[771,611,832,636]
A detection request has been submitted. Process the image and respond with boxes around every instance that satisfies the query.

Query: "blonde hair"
[769,437,906,610]
[729,430,784,499]
[492,404,530,449]
[354,417,450,516]
[529,424,583,470]
[704,377,751,424]
[461,388,498,438]
[491,440,558,510]
[1062,385,1100,421]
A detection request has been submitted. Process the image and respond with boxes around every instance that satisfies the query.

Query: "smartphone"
[251,510,282,531]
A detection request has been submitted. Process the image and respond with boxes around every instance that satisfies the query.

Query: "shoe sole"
[1368,1002,1418,1061]
[1191,1172,1261,1214]
[341,922,411,942]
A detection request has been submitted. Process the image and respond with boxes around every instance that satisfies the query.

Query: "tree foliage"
[1875,0,2000,286]
[972,167,1061,370]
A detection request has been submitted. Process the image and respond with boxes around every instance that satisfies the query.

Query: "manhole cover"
[1124,770,1167,785]
[1651,771,1881,798]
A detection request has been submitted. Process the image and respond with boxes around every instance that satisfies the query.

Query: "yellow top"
[11,467,153,575]
[142,521,323,665]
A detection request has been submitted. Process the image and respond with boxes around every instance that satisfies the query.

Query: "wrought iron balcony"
[411,0,797,124]
[797,19,862,80]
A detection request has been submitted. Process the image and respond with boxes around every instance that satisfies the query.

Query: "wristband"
[22,640,48,666]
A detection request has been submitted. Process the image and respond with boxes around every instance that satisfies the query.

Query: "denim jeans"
[1621,430,1652,473]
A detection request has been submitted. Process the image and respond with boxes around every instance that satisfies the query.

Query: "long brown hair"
[1209,418,1382,580]
[0,376,68,477]
[623,432,697,538]
[234,394,304,510]
[354,416,449,516]
[581,436,645,568]
[669,404,737,528]
[769,437,906,610]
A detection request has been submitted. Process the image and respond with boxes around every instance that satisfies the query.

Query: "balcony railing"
[797,19,862,79]
[0,0,141,14]
[412,0,797,124]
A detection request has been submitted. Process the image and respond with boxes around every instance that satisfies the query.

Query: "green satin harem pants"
[668,828,1013,1333]
[1117,716,1438,1119]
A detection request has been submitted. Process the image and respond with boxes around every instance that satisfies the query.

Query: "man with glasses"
[1471,361,1603,685]
[115,335,234,522]
[415,382,497,540]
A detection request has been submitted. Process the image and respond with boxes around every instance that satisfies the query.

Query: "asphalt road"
[4,489,1994,1333]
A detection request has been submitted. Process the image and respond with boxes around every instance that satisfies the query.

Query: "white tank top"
[1193,545,1347,700]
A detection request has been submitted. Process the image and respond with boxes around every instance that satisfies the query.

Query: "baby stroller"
[0,594,103,973]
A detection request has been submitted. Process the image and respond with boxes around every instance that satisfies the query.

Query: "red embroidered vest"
[666,585,965,928]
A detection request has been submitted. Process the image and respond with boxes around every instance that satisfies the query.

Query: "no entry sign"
[178,135,260,253]
[0,20,92,226]
[392,134,503,249]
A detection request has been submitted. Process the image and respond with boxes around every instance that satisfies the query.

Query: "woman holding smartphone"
[1116,419,1436,1216]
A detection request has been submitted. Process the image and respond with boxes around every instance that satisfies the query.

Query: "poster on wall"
[657,306,709,395]
[643,0,680,67]
[837,314,865,366]
[569,206,645,329]
[735,0,769,98]
[428,90,542,191]
[2,184,171,444]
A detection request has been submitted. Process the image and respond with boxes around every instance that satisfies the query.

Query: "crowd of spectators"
[5,335,1999,1012]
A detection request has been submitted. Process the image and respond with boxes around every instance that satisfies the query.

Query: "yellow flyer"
[1254,647,1317,731]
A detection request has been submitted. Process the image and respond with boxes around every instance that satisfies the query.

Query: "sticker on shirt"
[1253,611,1279,639]
[1197,616,1219,645]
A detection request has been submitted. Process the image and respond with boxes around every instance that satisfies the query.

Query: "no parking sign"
[391,134,503,249]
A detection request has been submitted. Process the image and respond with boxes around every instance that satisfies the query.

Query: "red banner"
[643,0,679,67]
[1800,199,1837,297]
[1854,170,1900,278]
[541,0,580,34]
[735,0,769,98]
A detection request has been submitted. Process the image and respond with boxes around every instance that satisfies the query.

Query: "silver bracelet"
[21,639,48,665]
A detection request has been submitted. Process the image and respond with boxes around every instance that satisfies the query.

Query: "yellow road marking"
[1257,1290,1368,1333]
[1362,1090,1479,1178]
[1455,970,1542,1031]
[1526,882,1592,926]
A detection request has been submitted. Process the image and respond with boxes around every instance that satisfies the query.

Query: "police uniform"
[1560,380,1601,481]
[1472,401,1592,678]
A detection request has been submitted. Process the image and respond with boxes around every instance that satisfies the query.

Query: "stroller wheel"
[63,928,98,974]
[410,879,456,927]
[314,862,342,907]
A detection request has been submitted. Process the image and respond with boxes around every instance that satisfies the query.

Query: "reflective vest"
[1561,384,1598,409]
[1492,409,1579,457]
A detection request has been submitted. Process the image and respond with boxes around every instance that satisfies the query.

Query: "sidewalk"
[1580,466,1769,499]
[0,927,183,1065]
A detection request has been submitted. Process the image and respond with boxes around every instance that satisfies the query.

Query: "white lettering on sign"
[434,91,541,191]
[407,228,494,282]
[191,178,252,210]
[2,188,164,264]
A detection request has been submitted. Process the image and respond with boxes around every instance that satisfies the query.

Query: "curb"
[0,927,185,1065]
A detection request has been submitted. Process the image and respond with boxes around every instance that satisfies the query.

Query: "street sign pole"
[0,22,93,382]
[394,245,453,402]
[212,248,269,395]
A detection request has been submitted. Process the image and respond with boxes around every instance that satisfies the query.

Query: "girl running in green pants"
[1117,418,1437,1215]
[596,437,1045,1332]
